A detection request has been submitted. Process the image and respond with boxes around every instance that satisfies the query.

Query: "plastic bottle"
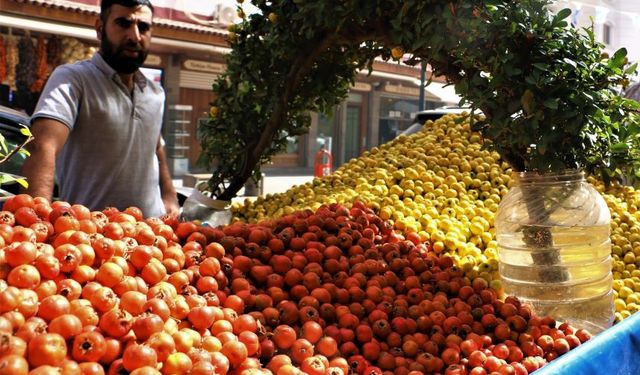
[180,189,232,227]
[495,170,614,333]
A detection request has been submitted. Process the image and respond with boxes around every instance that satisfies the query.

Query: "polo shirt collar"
[92,52,148,90]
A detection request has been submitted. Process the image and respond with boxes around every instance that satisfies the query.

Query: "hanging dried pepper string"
[46,35,61,74]
[6,34,18,91]
[0,35,6,83]
[17,33,37,94]
[31,35,48,93]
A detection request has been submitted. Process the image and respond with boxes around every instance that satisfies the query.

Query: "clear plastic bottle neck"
[514,169,585,186]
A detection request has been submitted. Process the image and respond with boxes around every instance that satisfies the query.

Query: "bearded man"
[22,0,179,218]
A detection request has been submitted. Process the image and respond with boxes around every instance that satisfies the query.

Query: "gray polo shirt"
[32,53,166,217]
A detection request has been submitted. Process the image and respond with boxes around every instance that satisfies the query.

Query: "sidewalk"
[261,167,315,195]
[173,167,316,200]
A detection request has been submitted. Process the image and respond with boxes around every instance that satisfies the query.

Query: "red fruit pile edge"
[0,194,591,375]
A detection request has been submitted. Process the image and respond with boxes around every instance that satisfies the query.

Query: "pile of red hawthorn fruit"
[0,194,590,375]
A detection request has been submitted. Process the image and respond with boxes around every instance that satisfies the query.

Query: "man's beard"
[100,32,148,74]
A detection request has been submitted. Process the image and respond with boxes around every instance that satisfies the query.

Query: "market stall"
[1,0,639,374]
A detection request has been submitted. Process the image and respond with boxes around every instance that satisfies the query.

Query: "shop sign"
[351,82,372,92]
[183,60,226,74]
[384,83,420,96]
[145,54,162,66]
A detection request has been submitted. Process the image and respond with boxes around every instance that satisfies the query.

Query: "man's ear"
[95,18,103,41]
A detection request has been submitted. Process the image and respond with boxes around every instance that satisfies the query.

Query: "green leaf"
[610,48,628,67]
[20,127,32,137]
[16,178,28,188]
[562,58,577,69]
[555,8,572,23]
[611,142,629,152]
[543,99,558,109]
[532,63,548,71]
[521,89,536,115]
[624,62,638,75]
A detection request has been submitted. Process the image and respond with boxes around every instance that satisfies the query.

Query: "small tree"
[198,0,640,201]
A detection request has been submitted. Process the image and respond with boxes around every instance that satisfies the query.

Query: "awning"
[424,81,463,105]
[358,70,440,101]
[0,13,231,54]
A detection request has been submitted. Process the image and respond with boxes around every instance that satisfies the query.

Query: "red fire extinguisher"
[314,146,333,177]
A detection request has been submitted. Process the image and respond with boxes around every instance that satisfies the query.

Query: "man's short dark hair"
[100,0,154,22]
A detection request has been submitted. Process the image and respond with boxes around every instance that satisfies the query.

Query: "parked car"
[401,106,474,136]
[0,105,32,196]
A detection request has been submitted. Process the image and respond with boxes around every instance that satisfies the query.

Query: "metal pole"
[418,61,427,111]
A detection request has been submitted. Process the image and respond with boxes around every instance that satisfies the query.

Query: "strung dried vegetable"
[6,35,18,91]
[46,35,61,72]
[16,34,36,94]
[31,35,48,93]
[60,37,87,64]
[0,35,6,83]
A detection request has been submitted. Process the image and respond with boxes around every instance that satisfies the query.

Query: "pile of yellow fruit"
[597,183,640,321]
[232,113,640,323]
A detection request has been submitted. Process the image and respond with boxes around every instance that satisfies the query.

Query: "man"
[21,0,179,218]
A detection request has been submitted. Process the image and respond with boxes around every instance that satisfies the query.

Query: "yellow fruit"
[615,298,627,312]
[229,112,640,322]
[391,47,404,60]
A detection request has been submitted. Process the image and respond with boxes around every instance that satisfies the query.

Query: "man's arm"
[20,118,70,201]
[156,137,179,216]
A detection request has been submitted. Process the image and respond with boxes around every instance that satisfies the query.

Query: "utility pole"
[418,61,427,111]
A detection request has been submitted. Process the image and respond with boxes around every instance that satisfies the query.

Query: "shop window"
[345,106,361,161]
[378,96,420,144]
[347,93,363,103]
[317,112,335,152]
[602,23,612,45]
[140,67,164,85]
[285,134,299,154]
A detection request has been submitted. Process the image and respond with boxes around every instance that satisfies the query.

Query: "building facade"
[0,0,460,177]
[550,0,640,64]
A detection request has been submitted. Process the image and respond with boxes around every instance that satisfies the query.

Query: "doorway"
[345,105,361,161]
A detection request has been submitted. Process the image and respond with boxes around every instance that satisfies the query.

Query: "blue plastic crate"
[535,312,640,374]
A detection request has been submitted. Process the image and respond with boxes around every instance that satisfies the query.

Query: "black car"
[0,105,32,195]
[0,105,195,206]
[401,106,475,136]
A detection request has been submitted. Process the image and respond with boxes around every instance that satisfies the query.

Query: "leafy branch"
[0,126,33,189]
[198,0,639,200]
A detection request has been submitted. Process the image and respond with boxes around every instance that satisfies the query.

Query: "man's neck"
[118,72,135,92]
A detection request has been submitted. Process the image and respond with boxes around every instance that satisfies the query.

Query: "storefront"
[306,82,371,169]
[0,0,461,176]
[303,66,461,171]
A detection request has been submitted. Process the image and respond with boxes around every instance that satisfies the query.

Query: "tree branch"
[218,33,340,200]
[0,134,33,164]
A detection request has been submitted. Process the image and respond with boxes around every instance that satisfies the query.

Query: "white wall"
[550,0,640,67]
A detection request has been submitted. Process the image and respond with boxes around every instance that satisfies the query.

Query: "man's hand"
[156,136,180,218]
[162,195,180,217]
